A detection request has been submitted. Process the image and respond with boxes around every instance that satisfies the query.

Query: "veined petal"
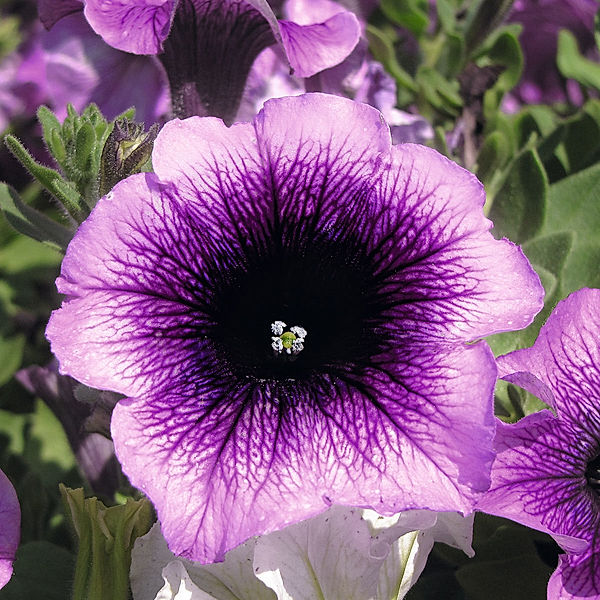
[498,288,600,430]
[548,539,600,600]
[0,469,19,589]
[374,143,543,342]
[83,0,177,54]
[477,412,593,553]
[112,340,495,562]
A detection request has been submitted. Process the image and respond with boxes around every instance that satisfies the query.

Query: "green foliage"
[0,542,75,600]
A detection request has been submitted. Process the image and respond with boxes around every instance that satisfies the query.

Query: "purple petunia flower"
[478,288,600,600]
[0,469,19,589]
[38,0,361,122]
[46,93,543,562]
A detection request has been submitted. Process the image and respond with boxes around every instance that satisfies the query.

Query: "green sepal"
[60,486,154,600]
[0,183,73,251]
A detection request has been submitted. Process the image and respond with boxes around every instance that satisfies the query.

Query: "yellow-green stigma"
[271,321,307,355]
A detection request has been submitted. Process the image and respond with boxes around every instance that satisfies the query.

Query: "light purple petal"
[548,541,600,600]
[279,10,361,78]
[498,288,600,429]
[0,469,19,589]
[477,411,592,553]
[372,143,543,342]
[83,0,177,54]
[38,0,83,30]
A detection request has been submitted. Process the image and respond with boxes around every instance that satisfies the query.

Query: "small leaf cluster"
[1,104,157,252]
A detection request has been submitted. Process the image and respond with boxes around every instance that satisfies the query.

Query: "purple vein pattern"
[47,94,544,562]
[478,288,600,600]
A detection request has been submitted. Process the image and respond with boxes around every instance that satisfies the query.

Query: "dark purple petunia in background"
[38,0,361,122]
[478,288,600,600]
[46,93,543,563]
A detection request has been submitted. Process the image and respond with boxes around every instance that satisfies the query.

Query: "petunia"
[46,93,543,562]
[477,288,600,599]
[38,0,361,122]
[130,507,475,600]
[0,469,20,589]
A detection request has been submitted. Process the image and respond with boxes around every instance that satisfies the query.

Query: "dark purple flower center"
[586,453,600,496]
[208,220,393,385]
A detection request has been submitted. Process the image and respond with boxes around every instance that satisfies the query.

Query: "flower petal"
[548,539,600,600]
[38,0,83,30]
[42,13,169,122]
[83,0,177,54]
[477,411,592,553]
[131,523,275,600]
[0,469,19,589]
[498,288,600,430]
[253,506,386,600]
[279,11,361,78]
[373,143,544,342]
[112,340,495,562]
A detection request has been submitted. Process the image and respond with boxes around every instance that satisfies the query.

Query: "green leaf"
[557,28,600,90]
[463,0,517,56]
[488,148,548,243]
[380,0,429,36]
[476,130,511,186]
[513,105,557,149]
[366,25,418,94]
[0,334,25,387]
[417,67,463,116]
[0,542,75,600]
[74,121,97,175]
[4,136,65,197]
[0,183,73,251]
[542,161,600,291]
[51,179,90,221]
[479,26,523,115]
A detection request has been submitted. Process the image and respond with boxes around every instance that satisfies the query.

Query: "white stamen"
[270,321,307,356]
[271,321,286,336]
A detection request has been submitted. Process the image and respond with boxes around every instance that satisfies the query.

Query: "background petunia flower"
[505,0,598,109]
[130,507,475,600]
[477,288,600,600]
[46,93,543,562]
[38,0,361,122]
[0,468,20,589]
